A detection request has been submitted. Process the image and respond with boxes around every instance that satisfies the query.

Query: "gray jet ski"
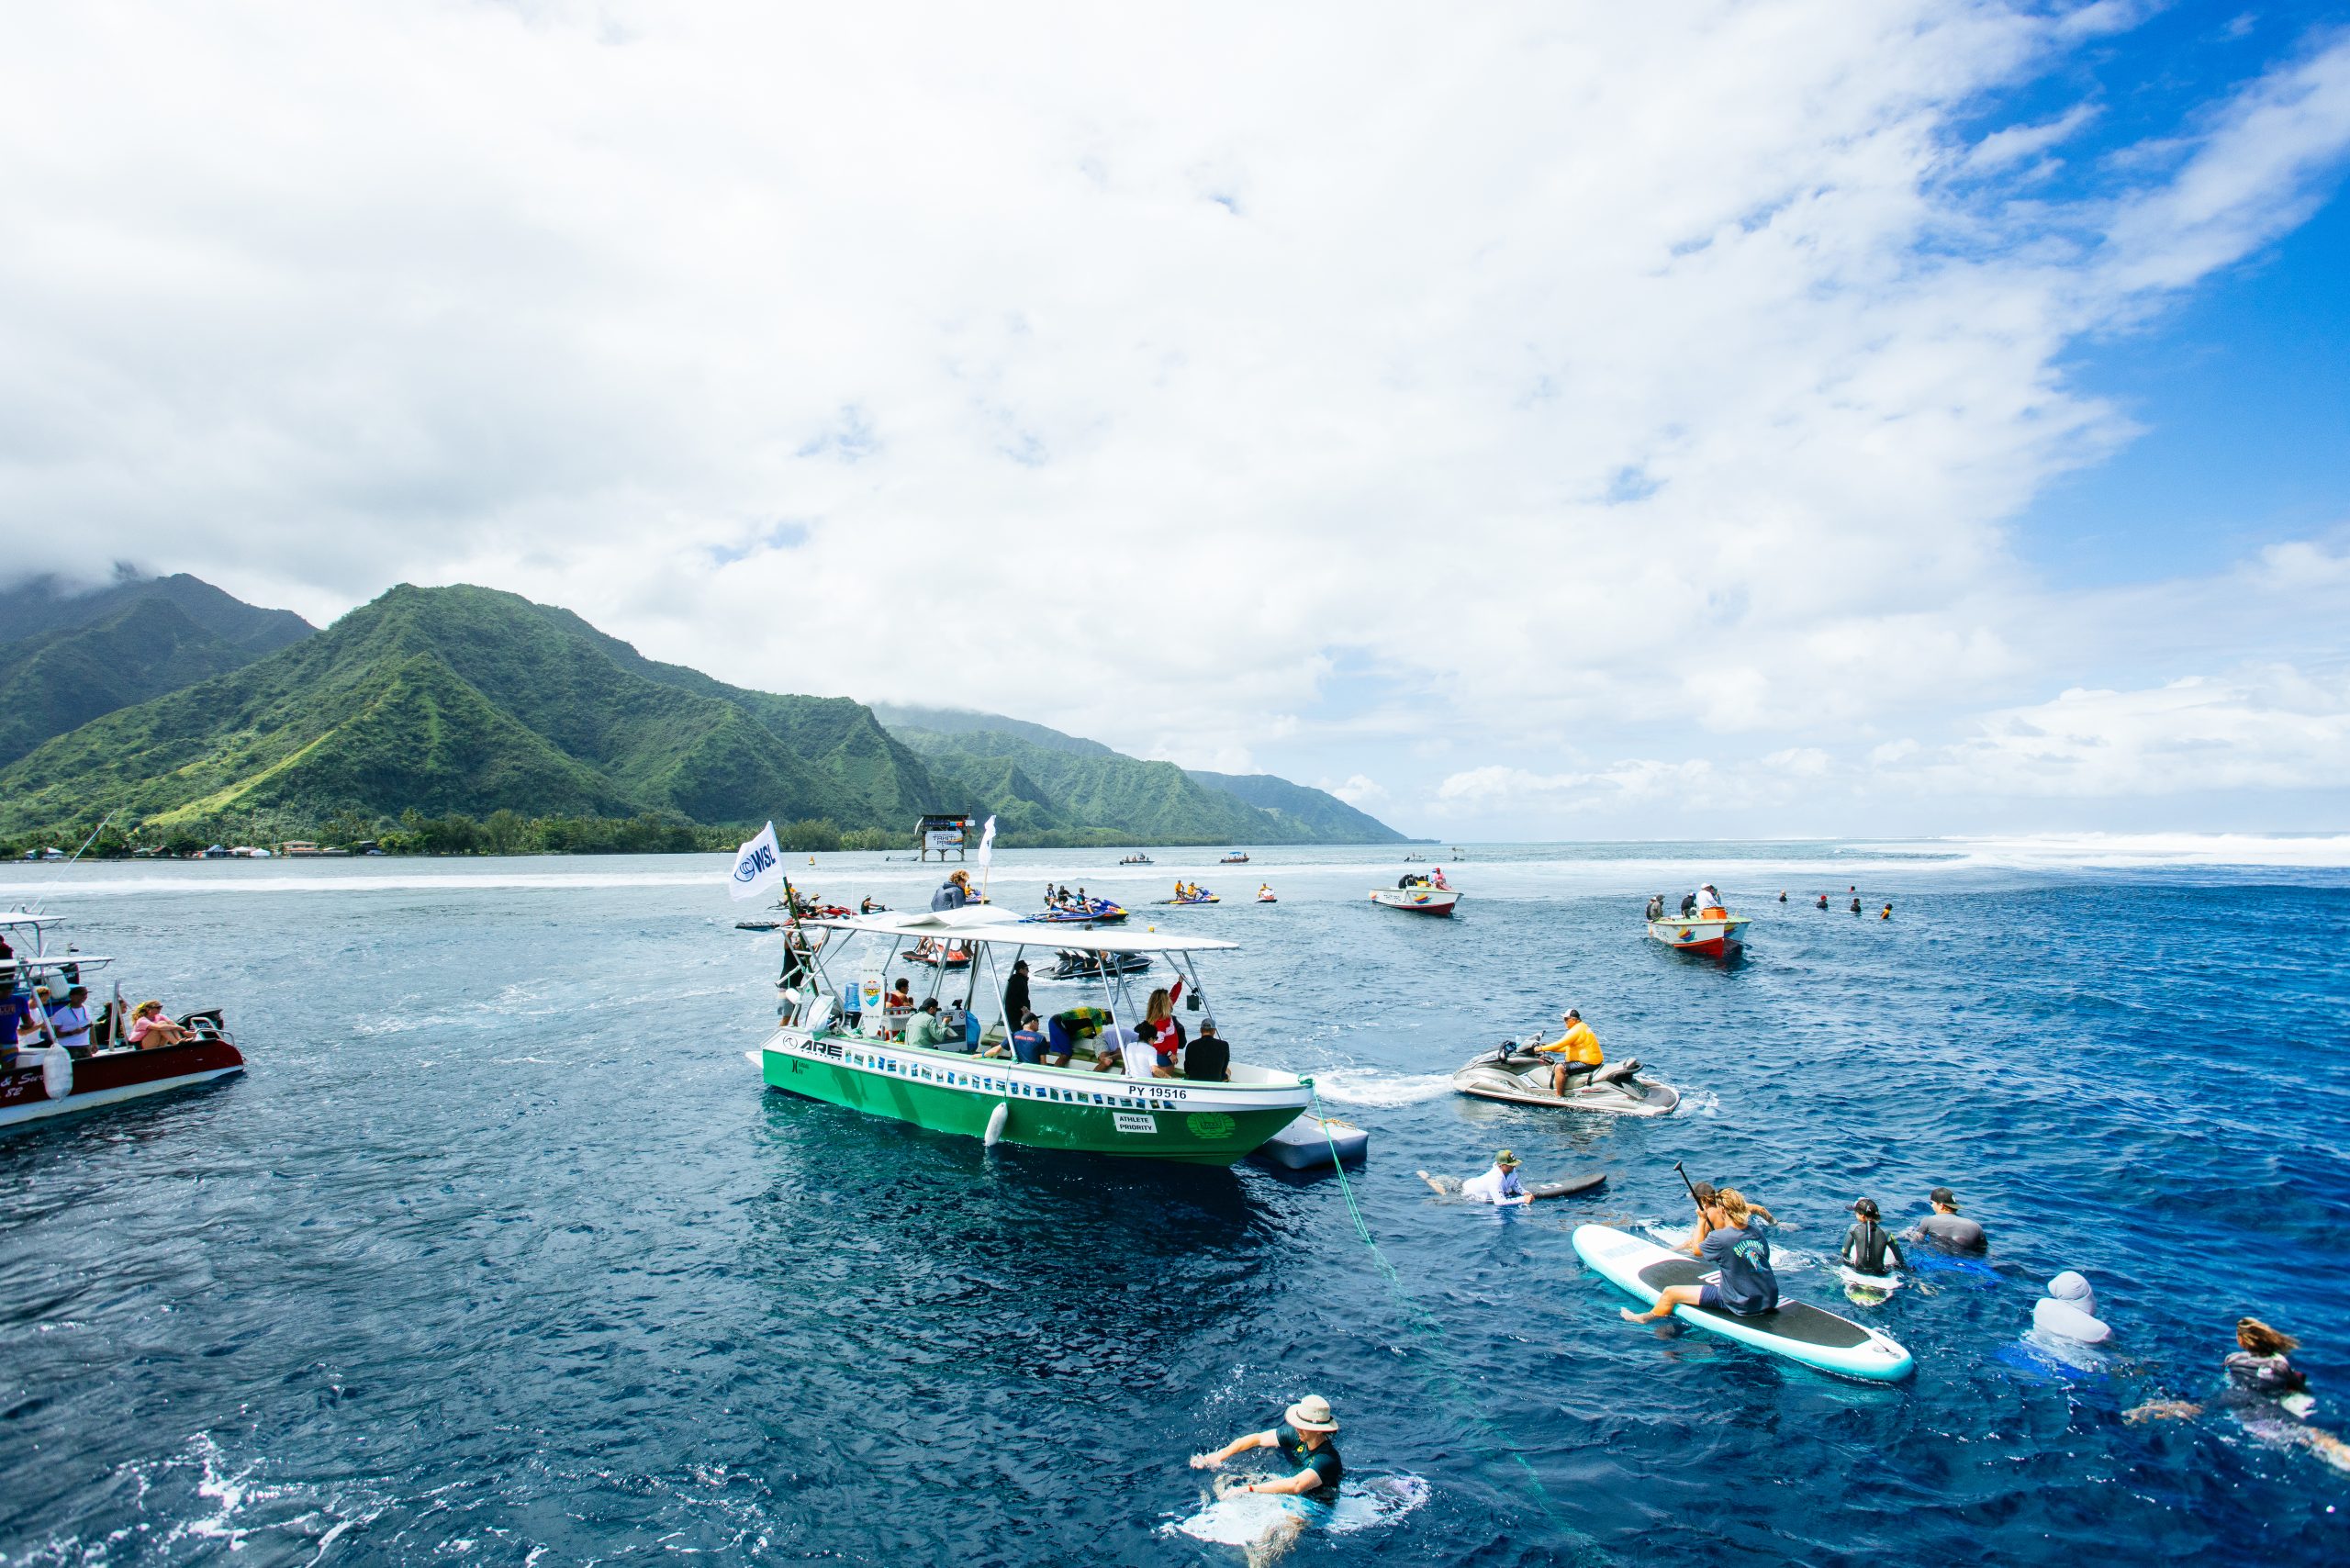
[1450,1043,1681,1116]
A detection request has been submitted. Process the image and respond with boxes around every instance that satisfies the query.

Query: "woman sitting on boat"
[129,1000,195,1050]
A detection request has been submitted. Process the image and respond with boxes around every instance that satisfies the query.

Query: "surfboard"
[1169,1473,1429,1545]
[1422,1171,1605,1201]
[1573,1224,1914,1383]
[1837,1264,1905,1304]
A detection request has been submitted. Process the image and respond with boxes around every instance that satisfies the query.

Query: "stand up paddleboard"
[1573,1224,1914,1383]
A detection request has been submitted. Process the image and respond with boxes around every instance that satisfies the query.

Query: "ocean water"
[2,840,2345,1566]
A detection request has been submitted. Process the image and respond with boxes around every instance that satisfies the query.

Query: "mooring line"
[1309,1092,1604,1557]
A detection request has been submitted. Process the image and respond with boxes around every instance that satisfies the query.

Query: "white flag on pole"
[728,822,785,901]
[976,815,997,868]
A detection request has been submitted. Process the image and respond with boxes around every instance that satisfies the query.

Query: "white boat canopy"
[793,905,1237,955]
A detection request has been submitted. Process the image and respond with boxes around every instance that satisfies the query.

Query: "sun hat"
[1495,1149,1520,1167]
[1284,1394,1339,1433]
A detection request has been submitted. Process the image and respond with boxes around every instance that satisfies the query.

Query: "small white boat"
[1646,913,1750,956]
[1371,886,1457,916]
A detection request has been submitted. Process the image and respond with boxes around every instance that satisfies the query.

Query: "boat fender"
[983,1100,1009,1148]
[42,1046,73,1101]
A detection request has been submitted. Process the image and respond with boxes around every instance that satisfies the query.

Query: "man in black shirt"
[1181,1020,1231,1081]
[1190,1394,1343,1498]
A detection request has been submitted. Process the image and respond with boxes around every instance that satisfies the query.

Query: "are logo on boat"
[1186,1112,1236,1141]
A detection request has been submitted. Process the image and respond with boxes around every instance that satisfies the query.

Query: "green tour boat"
[752,906,1314,1163]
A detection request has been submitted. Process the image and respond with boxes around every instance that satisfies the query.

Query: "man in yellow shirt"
[1537,1008,1603,1096]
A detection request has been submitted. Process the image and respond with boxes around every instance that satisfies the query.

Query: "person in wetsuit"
[1841,1198,1906,1275]
[1625,1189,1779,1322]
[1191,1394,1344,1499]
[1906,1186,1987,1250]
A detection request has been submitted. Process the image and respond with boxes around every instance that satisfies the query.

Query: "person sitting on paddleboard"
[1677,1181,1721,1252]
[1190,1394,1344,1499]
[1535,1008,1603,1096]
[1906,1186,1987,1251]
[1624,1188,1779,1323]
[1842,1198,1906,1276]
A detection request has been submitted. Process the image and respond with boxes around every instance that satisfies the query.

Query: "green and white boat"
[752,907,1313,1164]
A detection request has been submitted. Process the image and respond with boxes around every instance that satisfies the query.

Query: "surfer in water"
[1624,1189,1779,1322]
[1841,1198,1906,1276]
[1418,1149,1529,1204]
[1191,1395,1343,1497]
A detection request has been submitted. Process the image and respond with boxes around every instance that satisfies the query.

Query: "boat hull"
[756,1029,1310,1163]
[1647,916,1749,956]
[0,1040,245,1130]
[1371,889,1458,916]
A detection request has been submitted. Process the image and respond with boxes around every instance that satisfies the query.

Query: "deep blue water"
[2,843,2345,1566]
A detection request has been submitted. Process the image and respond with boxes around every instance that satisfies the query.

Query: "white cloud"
[1324,774,1390,807]
[1,4,2346,834]
[1880,666,2350,797]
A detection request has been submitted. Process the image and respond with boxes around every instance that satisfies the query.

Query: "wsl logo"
[734,843,777,883]
[727,823,784,901]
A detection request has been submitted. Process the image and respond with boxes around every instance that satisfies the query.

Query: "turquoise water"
[1,842,2344,1564]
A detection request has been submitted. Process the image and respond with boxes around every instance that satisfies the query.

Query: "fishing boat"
[1118,854,1155,866]
[1370,882,1458,916]
[752,907,1313,1162]
[0,912,244,1132]
[1647,909,1751,957]
[1219,852,1250,864]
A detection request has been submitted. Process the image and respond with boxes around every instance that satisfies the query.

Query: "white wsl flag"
[976,814,997,868]
[729,822,785,901]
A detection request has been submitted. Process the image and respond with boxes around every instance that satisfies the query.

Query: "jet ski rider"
[1535,1008,1603,1096]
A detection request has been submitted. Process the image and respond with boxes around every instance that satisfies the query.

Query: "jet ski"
[1450,1044,1680,1115]
[1047,948,1153,980]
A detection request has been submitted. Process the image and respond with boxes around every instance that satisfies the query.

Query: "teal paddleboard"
[1573,1224,1914,1383]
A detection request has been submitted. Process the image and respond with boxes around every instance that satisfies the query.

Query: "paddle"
[1673,1160,1704,1209]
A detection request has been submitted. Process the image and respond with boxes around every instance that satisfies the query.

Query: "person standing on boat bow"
[1535,1009,1603,1096]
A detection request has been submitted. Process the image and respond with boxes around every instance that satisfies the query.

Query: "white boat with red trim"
[0,911,243,1132]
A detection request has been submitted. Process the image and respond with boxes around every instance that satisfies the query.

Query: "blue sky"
[5,2,2349,840]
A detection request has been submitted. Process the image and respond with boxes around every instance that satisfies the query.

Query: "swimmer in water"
[1881,903,1892,920]
[2126,1318,2350,1471]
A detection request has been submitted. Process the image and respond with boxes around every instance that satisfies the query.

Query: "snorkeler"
[1417,1149,1529,1205]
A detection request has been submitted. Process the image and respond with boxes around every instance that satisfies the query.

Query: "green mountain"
[0,583,1412,848]
[0,584,934,836]
[873,707,1407,845]
[1185,769,1407,845]
[0,572,315,765]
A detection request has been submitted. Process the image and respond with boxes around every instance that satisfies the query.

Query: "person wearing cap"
[1841,1198,1906,1276]
[44,985,95,1055]
[1907,1187,1987,1251]
[1440,1150,1530,1205]
[2031,1272,2111,1344]
[901,998,950,1051]
[1190,1394,1344,1499]
[1534,1009,1603,1096]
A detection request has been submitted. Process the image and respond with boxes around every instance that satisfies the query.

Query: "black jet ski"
[1450,1044,1680,1116]
[1047,948,1153,980]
